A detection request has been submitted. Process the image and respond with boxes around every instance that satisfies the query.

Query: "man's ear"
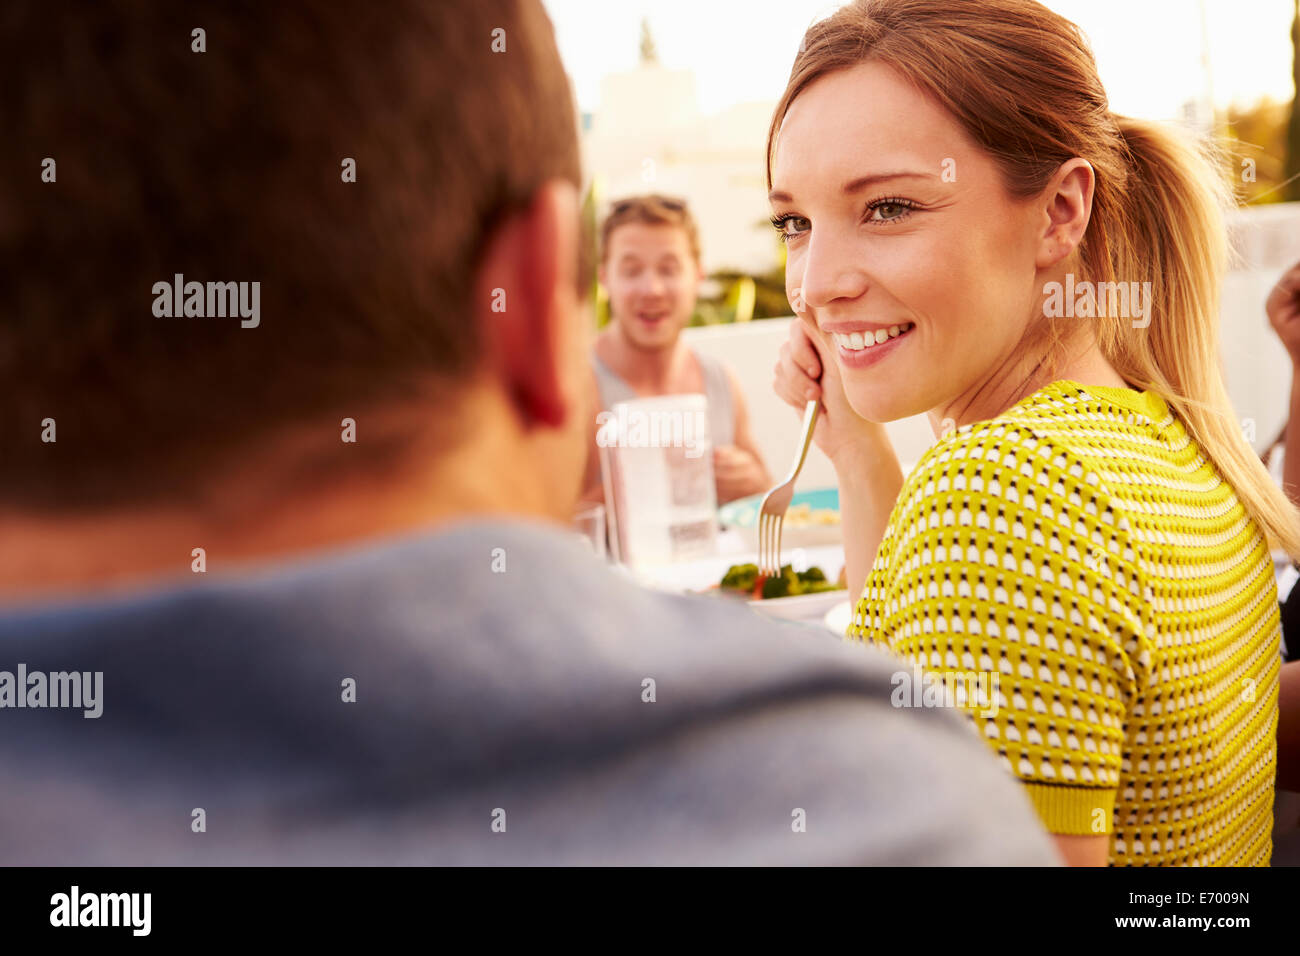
[474,179,581,429]
[1035,157,1095,270]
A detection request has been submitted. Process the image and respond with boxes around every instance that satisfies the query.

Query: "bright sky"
[543,0,1297,120]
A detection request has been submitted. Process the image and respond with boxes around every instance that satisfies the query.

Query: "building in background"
[580,21,778,277]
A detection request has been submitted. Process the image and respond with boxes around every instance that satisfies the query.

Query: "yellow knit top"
[848,379,1281,866]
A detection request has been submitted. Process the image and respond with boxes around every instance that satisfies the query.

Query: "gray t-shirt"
[0,519,1058,865]
[592,348,736,448]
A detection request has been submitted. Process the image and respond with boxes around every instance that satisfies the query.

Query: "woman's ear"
[1035,158,1095,270]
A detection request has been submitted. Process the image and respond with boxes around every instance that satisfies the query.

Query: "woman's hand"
[773,316,887,464]
[1266,260,1300,364]
[773,314,905,598]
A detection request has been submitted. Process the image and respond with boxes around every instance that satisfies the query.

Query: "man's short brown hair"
[0,0,584,510]
[599,195,701,265]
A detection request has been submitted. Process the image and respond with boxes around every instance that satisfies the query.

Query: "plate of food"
[716,561,839,600]
[706,560,848,621]
[717,487,842,548]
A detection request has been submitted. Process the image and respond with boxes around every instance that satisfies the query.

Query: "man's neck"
[0,397,566,604]
[596,326,692,393]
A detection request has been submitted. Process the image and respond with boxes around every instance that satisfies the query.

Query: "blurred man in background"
[0,0,1057,865]
[583,196,771,505]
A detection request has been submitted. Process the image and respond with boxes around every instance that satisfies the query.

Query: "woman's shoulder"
[905,378,1152,483]
[893,391,1130,533]
[873,391,1152,624]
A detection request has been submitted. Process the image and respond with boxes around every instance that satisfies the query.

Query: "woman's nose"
[798,233,867,310]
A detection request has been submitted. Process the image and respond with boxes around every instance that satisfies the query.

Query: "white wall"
[1224,203,1300,453]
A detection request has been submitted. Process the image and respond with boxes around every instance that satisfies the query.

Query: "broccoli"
[720,562,759,592]
[796,566,835,593]
[799,579,837,594]
[721,562,838,598]
[761,564,800,599]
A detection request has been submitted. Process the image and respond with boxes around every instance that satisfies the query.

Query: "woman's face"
[769,61,1047,424]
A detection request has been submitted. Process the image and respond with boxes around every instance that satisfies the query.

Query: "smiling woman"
[767,0,1300,867]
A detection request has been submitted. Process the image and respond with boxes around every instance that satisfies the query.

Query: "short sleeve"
[847,423,1155,836]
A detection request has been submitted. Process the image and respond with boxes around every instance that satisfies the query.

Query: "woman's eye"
[773,216,809,239]
[871,202,910,221]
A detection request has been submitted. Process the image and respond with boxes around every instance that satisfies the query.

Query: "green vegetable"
[720,562,759,592]
[761,565,799,599]
[719,562,839,598]
[799,580,837,594]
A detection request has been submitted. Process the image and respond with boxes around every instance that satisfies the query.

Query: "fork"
[757,398,821,575]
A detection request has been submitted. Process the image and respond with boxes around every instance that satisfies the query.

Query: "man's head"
[598,195,703,353]
[1,0,590,524]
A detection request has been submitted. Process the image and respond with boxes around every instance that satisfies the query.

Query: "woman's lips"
[830,322,915,369]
